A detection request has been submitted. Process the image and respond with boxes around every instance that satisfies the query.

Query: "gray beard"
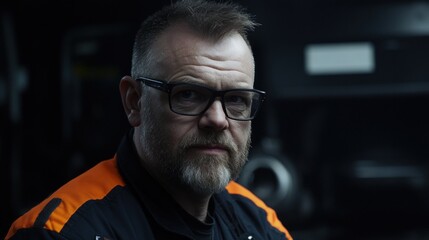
[138,100,251,195]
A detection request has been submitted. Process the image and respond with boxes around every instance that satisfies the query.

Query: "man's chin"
[180,163,231,195]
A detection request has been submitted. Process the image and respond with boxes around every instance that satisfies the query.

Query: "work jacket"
[6,130,293,240]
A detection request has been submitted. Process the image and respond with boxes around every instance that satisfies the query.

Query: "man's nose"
[198,100,229,130]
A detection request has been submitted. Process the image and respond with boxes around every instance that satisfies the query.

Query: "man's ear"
[119,76,141,127]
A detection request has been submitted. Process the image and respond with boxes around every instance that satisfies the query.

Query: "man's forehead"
[146,22,254,80]
[153,24,251,60]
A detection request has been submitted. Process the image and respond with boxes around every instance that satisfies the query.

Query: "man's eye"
[228,95,246,103]
[226,95,250,106]
[178,90,198,100]
[172,87,208,103]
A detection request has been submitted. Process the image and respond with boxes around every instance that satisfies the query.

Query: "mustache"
[178,132,237,153]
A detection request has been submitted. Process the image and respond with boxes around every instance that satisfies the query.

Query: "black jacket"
[6,131,292,240]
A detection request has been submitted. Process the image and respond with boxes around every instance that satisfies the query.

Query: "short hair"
[131,0,258,78]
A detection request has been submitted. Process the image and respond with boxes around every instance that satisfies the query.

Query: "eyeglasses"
[136,77,266,121]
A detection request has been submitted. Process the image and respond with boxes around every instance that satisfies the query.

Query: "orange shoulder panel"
[226,181,293,240]
[6,157,125,239]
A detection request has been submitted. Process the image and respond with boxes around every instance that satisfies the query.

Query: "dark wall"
[1,0,169,236]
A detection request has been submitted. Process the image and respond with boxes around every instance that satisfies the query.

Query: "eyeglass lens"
[170,84,260,119]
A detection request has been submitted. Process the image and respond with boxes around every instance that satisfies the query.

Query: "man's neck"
[138,156,212,222]
[158,179,212,222]
[168,186,212,222]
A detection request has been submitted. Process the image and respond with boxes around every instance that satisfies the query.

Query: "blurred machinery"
[238,1,429,239]
[60,24,135,177]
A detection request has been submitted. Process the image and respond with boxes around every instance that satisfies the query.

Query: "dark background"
[2,0,429,239]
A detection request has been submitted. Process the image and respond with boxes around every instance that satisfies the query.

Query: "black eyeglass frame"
[136,77,266,121]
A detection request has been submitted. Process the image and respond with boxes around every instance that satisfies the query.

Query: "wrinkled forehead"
[148,22,255,78]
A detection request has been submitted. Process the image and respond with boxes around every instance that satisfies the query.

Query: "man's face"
[136,23,255,195]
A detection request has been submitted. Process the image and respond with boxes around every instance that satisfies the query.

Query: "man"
[6,0,293,239]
